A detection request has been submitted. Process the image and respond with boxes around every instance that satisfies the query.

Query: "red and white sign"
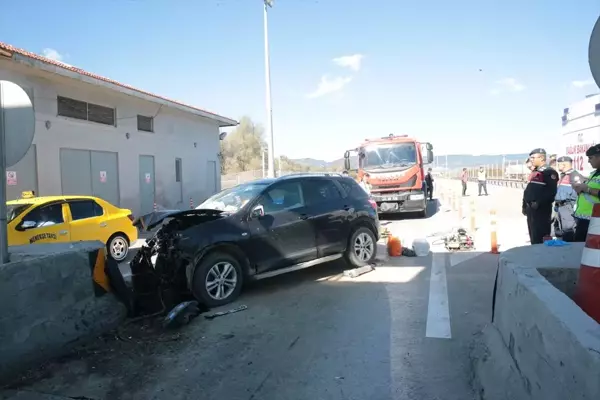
[565,142,596,171]
[99,171,107,183]
[145,173,151,184]
[6,171,17,186]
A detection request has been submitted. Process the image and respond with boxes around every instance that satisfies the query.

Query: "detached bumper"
[372,191,427,213]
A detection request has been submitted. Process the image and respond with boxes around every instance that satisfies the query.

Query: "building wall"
[0,58,222,215]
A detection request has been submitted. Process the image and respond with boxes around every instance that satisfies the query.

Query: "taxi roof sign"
[21,191,35,199]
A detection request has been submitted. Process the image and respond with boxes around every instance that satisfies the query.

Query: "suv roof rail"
[279,172,343,178]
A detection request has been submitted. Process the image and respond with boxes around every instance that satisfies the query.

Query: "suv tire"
[345,226,377,267]
[192,251,243,307]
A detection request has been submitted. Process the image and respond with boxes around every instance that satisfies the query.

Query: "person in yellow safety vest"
[572,144,600,242]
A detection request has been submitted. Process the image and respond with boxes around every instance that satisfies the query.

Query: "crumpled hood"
[133,209,226,231]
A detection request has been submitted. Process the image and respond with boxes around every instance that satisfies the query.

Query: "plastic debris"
[412,238,431,256]
[343,265,375,278]
[162,300,201,329]
[544,239,570,247]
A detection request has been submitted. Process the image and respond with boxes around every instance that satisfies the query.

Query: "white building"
[0,42,237,216]
[560,93,600,175]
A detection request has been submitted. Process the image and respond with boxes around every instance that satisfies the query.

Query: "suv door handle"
[299,214,309,220]
[343,205,351,211]
[99,222,107,227]
[59,230,68,236]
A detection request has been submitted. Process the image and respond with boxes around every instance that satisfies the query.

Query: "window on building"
[67,200,104,221]
[595,103,600,112]
[57,96,116,126]
[175,158,182,183]
[137,115,154,132]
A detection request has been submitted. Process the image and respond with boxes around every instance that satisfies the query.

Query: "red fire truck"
[343,134,434,217]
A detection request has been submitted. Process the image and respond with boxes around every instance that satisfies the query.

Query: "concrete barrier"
[0,242,127,382]
[472,243,600,400]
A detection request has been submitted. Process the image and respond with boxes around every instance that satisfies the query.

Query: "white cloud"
[306,75,352,99]
[571,79,595,88]
[41,48,65,62]
[490,77,525,94]
[332,54,364,72]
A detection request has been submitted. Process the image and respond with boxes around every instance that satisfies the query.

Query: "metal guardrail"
[443,177,527,190]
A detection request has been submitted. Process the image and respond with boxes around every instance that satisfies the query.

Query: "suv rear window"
[337,177,369,199]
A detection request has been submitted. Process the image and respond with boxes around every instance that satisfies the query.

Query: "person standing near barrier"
[425,168,434,200]
[477,166,488,196]
[571,144,600,241]
[460,167,468,196]
[522,148,558,244]
[553,156,584,242]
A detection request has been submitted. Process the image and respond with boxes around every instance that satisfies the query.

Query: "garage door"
[60,149,120,206]
[5,144,38,201]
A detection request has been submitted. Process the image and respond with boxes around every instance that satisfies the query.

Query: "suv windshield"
[361,143,417,169]
[7,204,32,223]
[198,182,269,213]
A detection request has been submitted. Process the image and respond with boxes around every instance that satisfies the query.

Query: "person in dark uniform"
[425,168,434,200]
[522,148,558,244]
[553,156,584,242]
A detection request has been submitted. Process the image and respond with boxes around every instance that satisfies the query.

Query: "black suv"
[131,174,380,307]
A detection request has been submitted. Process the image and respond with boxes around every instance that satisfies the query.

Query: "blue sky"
[1,0,599,161]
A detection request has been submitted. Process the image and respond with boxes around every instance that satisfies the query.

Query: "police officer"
[522,148,558,244]
[572,144,600,241]
[553,156,584,241]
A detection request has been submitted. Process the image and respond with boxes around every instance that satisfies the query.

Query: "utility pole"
[263,0,276,178]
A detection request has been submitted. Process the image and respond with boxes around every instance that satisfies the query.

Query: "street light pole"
[263,0,276,178]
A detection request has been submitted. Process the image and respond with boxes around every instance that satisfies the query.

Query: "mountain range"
[292,153,530,171]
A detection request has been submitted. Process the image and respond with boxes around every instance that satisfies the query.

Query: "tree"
[220,116,320,175]
[220,116,265,174]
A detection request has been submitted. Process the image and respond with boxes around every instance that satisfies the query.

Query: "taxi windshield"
[7,204,32,223]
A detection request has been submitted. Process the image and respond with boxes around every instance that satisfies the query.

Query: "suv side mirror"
[18,220,37,231]
[251,205,264,219]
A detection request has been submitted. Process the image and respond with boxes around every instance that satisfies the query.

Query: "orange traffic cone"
[576,203,600,323]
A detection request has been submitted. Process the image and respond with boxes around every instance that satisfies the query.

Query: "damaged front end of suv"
[125,209,227,318]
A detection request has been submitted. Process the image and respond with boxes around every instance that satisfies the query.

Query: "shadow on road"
[4,260,401,400]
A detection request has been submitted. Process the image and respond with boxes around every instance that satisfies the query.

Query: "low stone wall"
[472,243,600,400]
[0,242,127,382]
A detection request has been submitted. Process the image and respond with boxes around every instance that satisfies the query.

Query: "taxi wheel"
[107,233,129,262]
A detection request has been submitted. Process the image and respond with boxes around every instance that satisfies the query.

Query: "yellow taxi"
[7,192,138,261]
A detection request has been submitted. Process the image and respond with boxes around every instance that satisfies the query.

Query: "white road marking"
[426,251,452,339]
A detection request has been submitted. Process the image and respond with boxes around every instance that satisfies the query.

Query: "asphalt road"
[2,194,523,400]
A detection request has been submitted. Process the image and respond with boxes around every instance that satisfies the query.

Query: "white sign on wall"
[145,173,151,184]
[99,171,107,183]
[6,171,17,186]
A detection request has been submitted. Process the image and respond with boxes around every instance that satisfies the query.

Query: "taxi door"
[9,202,71,245]
[65,199,111,244]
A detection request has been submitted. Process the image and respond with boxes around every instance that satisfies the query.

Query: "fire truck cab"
[344,134,434,217]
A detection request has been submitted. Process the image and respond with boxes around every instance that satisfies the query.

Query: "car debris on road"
[204,304,248,320]
[343,264,375,278]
